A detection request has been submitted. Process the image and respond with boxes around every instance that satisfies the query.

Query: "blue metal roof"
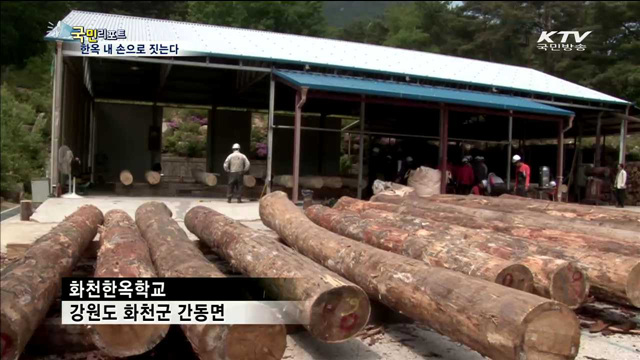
[274,70,574,117]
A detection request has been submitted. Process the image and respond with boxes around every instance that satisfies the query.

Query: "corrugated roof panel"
[45,11,628,105]
[274,70,575,117]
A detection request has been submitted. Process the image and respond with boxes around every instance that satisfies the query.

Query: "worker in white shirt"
[614,163,627,208]
[223,143,250,203]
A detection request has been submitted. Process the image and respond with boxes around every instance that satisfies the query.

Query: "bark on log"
[0,205,104,360]
[334,198,590,309]
[273,175,324,189]
[243,175,256,188]
[25,317,96,355]
[373,193,640,246]
[370,195,640,257]
[304,205,534,293]
[145,171,161,185]
[119,170,133,186]
[135,202,287,360]
[431,194,640,234]
[92,210,169,357]
[191,169,217,187]
[321,177,343,189]
[260,191,581,360]
[360,196,640,307]
[184,206,370,343]
[20,201,33,221]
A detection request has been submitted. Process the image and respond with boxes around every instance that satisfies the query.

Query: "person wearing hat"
[473,155,488,186]
[512,155,530,197]
[457,156,475,195]
[471,179,488,196]
[614,163,627,208]
[223,143,250,203]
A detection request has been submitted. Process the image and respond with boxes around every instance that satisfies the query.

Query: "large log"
[91,210,169,357]
[260,191,581,360]
[333,198,590,309]
[191,169,217,187]
[119,170,133,186]
[431,194,640,234]
[359,196,640,307]
[304,205,535,293]
[243,175,256,188]
[184,206,370,343]
[0,205,103,360]
[370,195,640,257]
[145,171,161,185]
[321,177,343,189]
[273,175,324,189]
[135,202,286,360]
[373,193,640,246]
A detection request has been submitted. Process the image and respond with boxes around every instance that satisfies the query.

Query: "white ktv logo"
[537,31,593,44]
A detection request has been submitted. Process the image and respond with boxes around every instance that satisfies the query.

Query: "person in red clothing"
[471,179,487,196]
[457,156,475,195]
[512,154,530,197]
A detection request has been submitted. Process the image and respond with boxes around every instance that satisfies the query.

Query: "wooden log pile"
[366,194,640,308]
[624,161,640,205]
[184,206,370,343]
[1,205,104,360]
[260,191,582,360]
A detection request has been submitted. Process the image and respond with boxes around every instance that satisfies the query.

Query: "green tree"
[1,86,48,193]
[187,1,327,36]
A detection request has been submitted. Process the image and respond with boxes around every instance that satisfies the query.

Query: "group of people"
[448,154,532,197]
[448,155,490,195]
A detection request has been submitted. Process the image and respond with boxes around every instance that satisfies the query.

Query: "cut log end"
[627,263,640,308]
[309,285,371,343]
[549,263,589,310]
[496,264,535,293]
[145,171,161,185]
[91,324,170,358]
[243,175,256,188]
[522,302,581,360]
[119,170,133,186]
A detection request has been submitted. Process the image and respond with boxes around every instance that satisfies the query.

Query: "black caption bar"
[62,277,303,301]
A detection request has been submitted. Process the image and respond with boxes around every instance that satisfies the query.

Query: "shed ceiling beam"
[62,51,271,73]
[521,98,624,112]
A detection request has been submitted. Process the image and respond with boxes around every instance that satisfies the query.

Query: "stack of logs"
[3,190,639,360]
[624,161,640,205]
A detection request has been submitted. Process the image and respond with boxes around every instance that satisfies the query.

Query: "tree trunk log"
[119,170,133,186]
[304,205,534,293]
[145,171,161,185]
[135,202,286,360]
[0,205,104,360]
[321,177,343,189]
[361,196,640,307]
[273,175,323,189]
[92,210,169,357]
[430,194,640,237]
[191,169,217,187]
[184,206,370,343]
[20,200,33,221]
[373,193,640,247]
[260,191,581,360]
[334,197,590,309]
[243,175,256,188]
[25,317,95,355]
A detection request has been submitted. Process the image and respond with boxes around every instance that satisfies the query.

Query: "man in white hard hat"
[223,143,250,203]
[512,154,530,197]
